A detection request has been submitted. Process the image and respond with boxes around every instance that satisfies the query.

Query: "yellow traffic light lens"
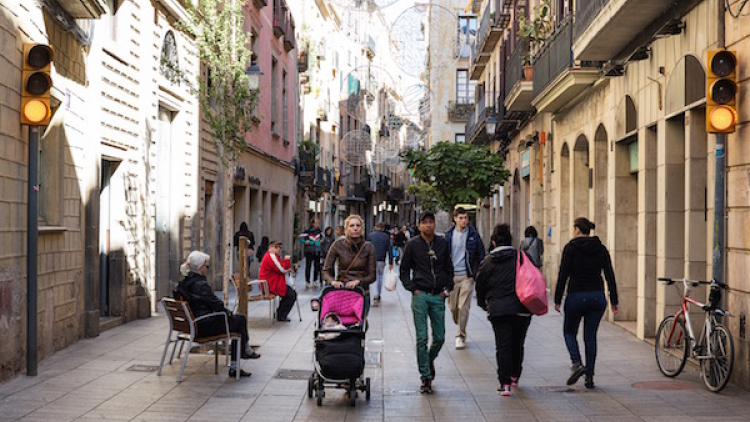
[709,106,737,131]
[23,99,49,123]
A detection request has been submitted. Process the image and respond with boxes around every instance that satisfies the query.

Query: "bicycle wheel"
[655,316,689,377]
[701,324,734,392]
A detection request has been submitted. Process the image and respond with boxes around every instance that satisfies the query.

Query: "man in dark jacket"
[400,211,454,394]
[176,251,260,377]
[299,218,323,288]
[366,221,393,304]
[445,207,486,350]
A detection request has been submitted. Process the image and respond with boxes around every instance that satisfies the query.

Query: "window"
[455,134,466,143]
[458,15,477,58]
[160,31,180,85]
[282,70,288,144]
[456,70,475,104]
[271,57,278,135]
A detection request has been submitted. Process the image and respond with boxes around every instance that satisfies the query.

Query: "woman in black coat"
[475,224,532,397]
[554,217,618,389]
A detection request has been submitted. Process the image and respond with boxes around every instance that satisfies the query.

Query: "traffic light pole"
[712,133,726,290]
[27,126,39,376]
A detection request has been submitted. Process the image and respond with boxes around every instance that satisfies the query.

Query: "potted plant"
[517,0,553,80]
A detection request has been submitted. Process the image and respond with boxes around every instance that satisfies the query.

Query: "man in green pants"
[400,211,454,394]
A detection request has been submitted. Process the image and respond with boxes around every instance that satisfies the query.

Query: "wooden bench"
[157,297,243,381]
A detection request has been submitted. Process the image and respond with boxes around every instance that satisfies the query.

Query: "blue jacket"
[445,224,486,278]
[366,229,393,264]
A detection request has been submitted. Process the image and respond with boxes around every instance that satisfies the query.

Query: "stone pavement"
[2,264,750,422]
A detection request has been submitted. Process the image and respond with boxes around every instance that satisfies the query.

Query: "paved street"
[2,263,750,422]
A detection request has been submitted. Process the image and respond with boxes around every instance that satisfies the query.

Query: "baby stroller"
[307,286,371,406]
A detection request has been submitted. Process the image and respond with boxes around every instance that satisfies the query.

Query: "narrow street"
[1,262,749,422]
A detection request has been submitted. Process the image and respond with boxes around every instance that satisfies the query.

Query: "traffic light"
[706,50,737,133]
[21,43,54,126]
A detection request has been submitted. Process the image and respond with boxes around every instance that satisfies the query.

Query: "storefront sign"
[520,149,531,178]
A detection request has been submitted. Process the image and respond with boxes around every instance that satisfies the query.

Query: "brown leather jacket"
[322,237,377,289]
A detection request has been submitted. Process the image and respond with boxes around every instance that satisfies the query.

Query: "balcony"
[298,149,316,178]
[532,16,599,114]
[504,38,533,113]
[283,13,296,52]
[377,175,391,192]
[469,41,489,80]
[364,36,376,59]
[57,0,106,18]
[298,49,309,73]
[273,0,288,38]
[448,101,473,122]
[253,0,267,9]
[388,187,405,202]
[465,91,498,145]
[476,0,510,55]
[573,0,676,61]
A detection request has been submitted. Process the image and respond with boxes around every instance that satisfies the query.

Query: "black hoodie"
[475,246,530,318]
[554,236,618,305]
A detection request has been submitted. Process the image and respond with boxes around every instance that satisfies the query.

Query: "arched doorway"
[572,135,589,220]
[559,143,571,247]
[613,95,638,323]
[656,55,708,326]
[594,124,609,247]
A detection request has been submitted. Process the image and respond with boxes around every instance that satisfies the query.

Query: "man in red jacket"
[258,241,297,322]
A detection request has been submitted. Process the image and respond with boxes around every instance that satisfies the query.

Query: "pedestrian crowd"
[176,210,618,396]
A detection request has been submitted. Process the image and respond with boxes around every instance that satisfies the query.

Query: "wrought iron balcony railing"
[573,0,613,41]
[504,37,529,99]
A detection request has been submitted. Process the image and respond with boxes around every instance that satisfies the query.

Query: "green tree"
[183,0,259,302]
[401,142,510,212]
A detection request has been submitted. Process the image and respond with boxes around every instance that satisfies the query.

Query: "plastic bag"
[515,251,548,315]
[384,271,398,292]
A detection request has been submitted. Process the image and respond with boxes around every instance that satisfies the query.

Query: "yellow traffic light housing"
[21,44,54,126]
[706,50,737,133]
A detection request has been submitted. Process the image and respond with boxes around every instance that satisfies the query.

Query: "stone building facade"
[466,0,750,388]
[0,0,200,381]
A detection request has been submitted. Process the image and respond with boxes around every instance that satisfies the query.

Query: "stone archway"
[560,143,571,245]
[572,135,589,220]
[594,124,609,247]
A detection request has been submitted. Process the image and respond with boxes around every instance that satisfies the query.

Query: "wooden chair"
[232,274,278,325]
[157,297,242,381]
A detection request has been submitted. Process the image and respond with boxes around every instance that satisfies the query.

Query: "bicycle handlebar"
[658,277,729,290]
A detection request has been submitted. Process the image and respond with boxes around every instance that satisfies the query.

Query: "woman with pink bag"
[475,224,532,397]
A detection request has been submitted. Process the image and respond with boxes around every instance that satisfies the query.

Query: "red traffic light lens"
[26,72,51,95]
[711,51,736,77]
[27,45,53,69]
[710,79,737,104]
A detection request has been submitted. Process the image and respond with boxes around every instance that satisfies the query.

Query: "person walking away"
[299,218,323,289]
[475,224,532,396]
[366,221,394,305]
[520,226,544,268]
[176,251,260,378]
[554,217,619,389]
[445,207,486,350]
[258,241,297,322]
[322,215,377,315]
[233,222,255,276]
[256,236,269,264]
[394,226,408,265]
[399,211,454,394]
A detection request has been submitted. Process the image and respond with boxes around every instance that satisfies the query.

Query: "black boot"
[584,374,594,389]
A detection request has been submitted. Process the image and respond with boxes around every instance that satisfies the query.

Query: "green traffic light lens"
[711,51,736,77]
[711,79,736,104]
[27,72,51,95]
[27,45,52,69]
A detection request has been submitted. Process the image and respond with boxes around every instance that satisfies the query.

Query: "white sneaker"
[455,337,466,350]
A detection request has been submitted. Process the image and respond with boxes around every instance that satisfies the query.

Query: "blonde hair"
[180,251,210,276]
[344,214,363,236]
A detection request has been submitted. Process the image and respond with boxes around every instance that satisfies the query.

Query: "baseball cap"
[418,210,435,222]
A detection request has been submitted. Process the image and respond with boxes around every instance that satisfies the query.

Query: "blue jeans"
[563,291,607,376]
[373,261,386,298]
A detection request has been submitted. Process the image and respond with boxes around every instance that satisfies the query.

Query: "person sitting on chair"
[258,241,298,322]
[177,251,260,378]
